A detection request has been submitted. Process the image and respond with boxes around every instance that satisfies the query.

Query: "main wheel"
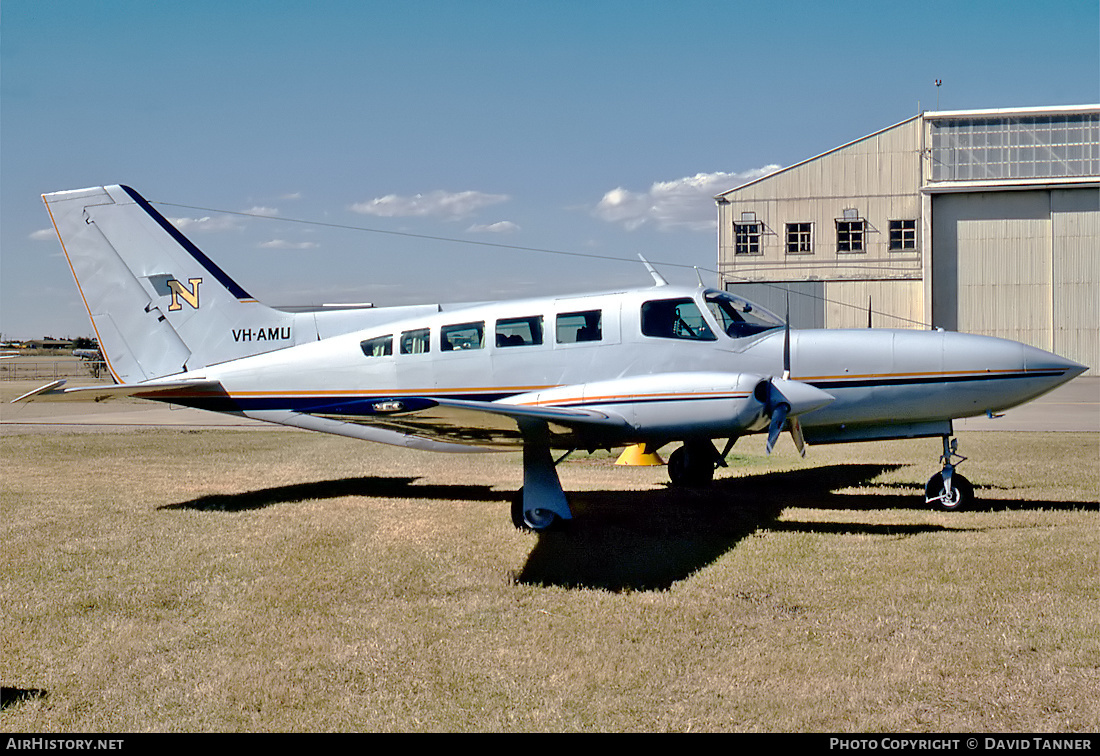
[925,472,974,512]
[668,445,716,487]
[510,489,561,531]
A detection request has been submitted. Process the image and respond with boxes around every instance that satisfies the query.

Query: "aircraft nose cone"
[939,332,1087,414]
[1020,343,1088,381]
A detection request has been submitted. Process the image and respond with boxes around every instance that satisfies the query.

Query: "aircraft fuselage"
[172,284,1082,451]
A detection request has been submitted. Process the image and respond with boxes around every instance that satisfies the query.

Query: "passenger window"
[556,310,602,344]
[441,321,484,351]
[496,316,543,347]
[360,334,393,357]
[641,299,716,341]
[400,328,430,355]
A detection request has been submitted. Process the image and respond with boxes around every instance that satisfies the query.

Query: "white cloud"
[244,206,280,217]
[350,190,509,221]
[466,221,520,234]
[594,166,781,232]
[29,228,57,241]
[168,215,246,233]
[259,239,319,250]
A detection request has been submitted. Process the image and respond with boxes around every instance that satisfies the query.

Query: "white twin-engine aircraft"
[20,185,1086,530]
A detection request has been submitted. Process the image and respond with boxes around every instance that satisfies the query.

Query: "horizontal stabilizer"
[10,379,229,405]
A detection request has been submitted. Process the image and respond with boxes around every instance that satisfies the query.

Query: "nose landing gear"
[926,435,973,511]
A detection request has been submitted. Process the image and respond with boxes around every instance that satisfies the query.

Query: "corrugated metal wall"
[1052,189,1099,374]
[718,116,924,287]
[825,280,925,329]
[932,188,1097,374]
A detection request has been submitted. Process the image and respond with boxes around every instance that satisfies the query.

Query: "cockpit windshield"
[704,290,784,338]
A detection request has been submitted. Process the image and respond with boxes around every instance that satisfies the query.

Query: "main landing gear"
[925,435,974,511]
[511,420,573,532]
[667,438,734,488]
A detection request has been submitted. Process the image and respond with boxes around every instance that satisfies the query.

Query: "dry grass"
[1,426,1097,732]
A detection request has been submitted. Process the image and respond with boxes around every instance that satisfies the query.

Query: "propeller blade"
[765,402,790,455]
[790,417,806,458]
[761,377,831,455]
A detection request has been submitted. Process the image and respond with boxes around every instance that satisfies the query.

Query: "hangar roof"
[715,104,1100,200]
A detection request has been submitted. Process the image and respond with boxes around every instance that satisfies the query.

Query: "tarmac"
[2,376,1096,434]
[953,375,1098,433]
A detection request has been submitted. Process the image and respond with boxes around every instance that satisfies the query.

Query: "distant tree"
[73,336,97,349]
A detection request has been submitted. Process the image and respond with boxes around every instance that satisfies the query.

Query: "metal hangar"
[715,104,1099,375]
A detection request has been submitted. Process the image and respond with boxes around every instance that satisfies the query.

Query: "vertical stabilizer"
[43,185,295,383]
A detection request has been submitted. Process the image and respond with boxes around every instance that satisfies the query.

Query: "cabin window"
[641,298,716,341]
[556,310,602,344]
[400,328,430,355]
[496,316,543,347]
[360,334,393,357]
[441,321,484,351]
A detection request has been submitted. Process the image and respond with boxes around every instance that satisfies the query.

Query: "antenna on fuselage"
[638,254,669,287]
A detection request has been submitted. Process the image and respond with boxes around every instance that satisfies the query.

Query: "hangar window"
[641,298,716,341]
[496,316,543,347]
[786,223,813,254]
[441,322,484,351]
[889,220,917,251]
[836,219,865,253]
[400,328,430,354]
[360,334,393,357]
[734,222,762,255]
[556,310,602,343]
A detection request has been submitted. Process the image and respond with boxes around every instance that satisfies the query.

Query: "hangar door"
[931,188,1098,375]
[1051,188,1099,377]
[725,281,824,329]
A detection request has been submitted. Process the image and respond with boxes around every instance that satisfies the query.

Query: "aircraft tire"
[925,472,973,512]
[510,489,561,532]
[668,445,715,488]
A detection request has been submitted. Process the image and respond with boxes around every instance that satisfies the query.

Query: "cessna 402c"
[18,185,1086,530]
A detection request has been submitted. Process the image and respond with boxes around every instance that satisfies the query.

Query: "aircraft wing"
[305,371,828,450]
[12,372,833,454]
[312,396,631,448]
[11,378,632,449]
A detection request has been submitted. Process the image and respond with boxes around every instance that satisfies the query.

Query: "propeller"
[765,400,791,455]
[761,295,829,457]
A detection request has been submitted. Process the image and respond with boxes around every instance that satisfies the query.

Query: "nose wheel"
[925,435,974,511]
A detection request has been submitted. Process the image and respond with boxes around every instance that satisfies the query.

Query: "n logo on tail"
[167,277,202,311]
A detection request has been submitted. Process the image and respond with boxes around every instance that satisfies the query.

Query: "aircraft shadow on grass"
[1,686,47,710]
[160,463,1095,592]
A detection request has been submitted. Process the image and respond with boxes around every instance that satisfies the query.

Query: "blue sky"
[2,0,1097,339]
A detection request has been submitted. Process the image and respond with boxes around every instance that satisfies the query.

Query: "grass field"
[1,424,1097,732]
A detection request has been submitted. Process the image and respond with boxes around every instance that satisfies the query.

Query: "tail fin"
[43,185,295,383]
